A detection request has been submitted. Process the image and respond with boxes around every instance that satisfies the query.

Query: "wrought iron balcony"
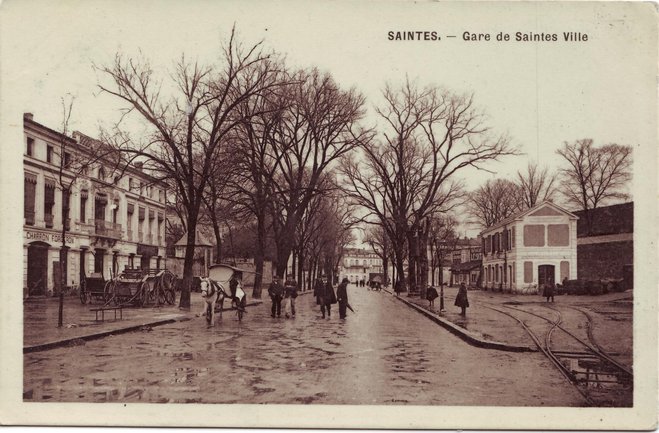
[92,219,122,239]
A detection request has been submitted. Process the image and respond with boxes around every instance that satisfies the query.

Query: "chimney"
[24,112,34,120]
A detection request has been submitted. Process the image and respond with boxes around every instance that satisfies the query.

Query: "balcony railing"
[44,214,54,228]
[24,210,35,226]
[92,219,122,239]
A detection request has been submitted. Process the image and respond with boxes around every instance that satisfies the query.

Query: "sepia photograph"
[0,0,656,429]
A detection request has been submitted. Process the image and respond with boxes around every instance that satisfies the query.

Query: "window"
[523,261,533,283]
[24,173,37,225]
[548,224,569,246]
[62,189,71,230]
[80,191,88,222]
[64,152,71,168]
[523,225,545,247]
[26,137,34,156]
[98,167,105,181]
[511,226,516,248]
[128,178,133,191]
[46,145,53,163]
[44,180,55,228]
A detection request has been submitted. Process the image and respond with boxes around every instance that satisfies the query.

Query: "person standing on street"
[321,279,337,318]
[543,282,555,303]
[336,277,349,319]
[454,282,469,316]
[284,275,298,318]
[268,276,284,318]
[426,285,439,309]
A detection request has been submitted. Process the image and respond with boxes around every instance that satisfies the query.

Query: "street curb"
[383,289,536,353]
[23,300,263,354]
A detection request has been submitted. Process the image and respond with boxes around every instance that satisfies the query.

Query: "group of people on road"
[267,276,352,319]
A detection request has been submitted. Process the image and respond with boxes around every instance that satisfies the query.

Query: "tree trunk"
[252,215,266,298]
[211,217,222,264]
[297,249,304,292]
[179,215,198,309]
[418,222,429,298]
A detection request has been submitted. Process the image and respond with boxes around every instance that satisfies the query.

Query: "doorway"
[94,248,105,277]
[538,265,555,287]
[27,242,49,295]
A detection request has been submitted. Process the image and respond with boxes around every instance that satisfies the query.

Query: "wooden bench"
[90,306,123,322]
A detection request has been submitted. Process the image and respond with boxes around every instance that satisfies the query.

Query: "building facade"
[480,201,578,293]
[23,114,167,296]
[448,238,482,287]
[338,248,384,284]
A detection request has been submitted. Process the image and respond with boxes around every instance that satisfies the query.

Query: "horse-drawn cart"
[103,269,178,308]
[79,273,112,304]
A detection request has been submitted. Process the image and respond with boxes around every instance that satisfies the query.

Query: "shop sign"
[25,229,74,245]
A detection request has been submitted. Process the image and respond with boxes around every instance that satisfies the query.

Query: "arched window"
[98,167,105,181]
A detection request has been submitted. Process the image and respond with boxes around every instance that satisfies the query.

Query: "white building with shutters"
[480,201,578,293]
[23,113,167,297]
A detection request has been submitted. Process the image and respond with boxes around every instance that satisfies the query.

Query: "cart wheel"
[103,281,114,303]
[164,289,175,305]
[138,282,148,307]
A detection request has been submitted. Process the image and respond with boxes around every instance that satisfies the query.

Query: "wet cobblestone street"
[24,286,586,405]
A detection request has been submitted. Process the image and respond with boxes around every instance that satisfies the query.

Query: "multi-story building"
[480,201,578,293]
[338,248,383,284]
[448,237,482,287]
[23,113,167,296]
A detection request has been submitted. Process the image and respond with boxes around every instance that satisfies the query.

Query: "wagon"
[79,273,111,304]
[207,264,250,321]
[105,268,178,307]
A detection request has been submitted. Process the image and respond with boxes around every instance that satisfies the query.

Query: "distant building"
[338,248,383,284]
[574,202,633,282]
[480,201,578,293]
[448,237,482,287]
[23,113,167,297]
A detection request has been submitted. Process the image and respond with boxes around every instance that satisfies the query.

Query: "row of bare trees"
[340,80,516,297]
[97,30,364,304]
[468,140,632,235]
[91,30,631,307]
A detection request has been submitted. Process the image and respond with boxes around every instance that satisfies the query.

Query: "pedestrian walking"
[336,277,350,319]
[542,283,555,303]
[426,285,439,308]
[268,276,284,318]
[454,282,469,316]
[395,279,403,297]
[283,275,298,318]
[316,278,337,318]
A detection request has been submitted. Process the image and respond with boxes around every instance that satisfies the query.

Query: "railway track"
[483,301,633,407]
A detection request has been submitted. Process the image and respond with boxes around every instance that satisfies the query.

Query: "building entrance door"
[538,265,555,287]
[27,242,49,295]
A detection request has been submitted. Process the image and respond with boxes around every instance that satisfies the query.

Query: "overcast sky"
[2,0,655,238]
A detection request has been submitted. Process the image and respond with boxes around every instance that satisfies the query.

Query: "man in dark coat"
[426,285,439,308]
[284,275,298,318]
[268,276,284,318]
[336,277,350,319]
[454,282,469,316]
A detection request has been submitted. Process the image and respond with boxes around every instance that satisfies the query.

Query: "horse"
[199,277,247,326]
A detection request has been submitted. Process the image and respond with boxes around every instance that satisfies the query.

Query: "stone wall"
[577,240,633,280]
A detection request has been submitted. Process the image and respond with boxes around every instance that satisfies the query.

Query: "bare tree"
[428,214,458,287]
[341,78,515,295]
[268,68,372,279]
[468,179,521,228]
[363,225,391,286]
[557,139,632,235]
[516,162,558,209]
[97,28,280,308]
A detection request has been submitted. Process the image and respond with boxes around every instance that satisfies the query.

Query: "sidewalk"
[23,292,262,353]
[382,285,633,352]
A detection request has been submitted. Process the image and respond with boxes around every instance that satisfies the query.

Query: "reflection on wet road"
[24,286,584,405]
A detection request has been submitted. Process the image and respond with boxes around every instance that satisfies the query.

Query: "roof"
[175,229,213,247]
[450,260,482,272]
[480,201,578,236]
[573,202,633,237]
